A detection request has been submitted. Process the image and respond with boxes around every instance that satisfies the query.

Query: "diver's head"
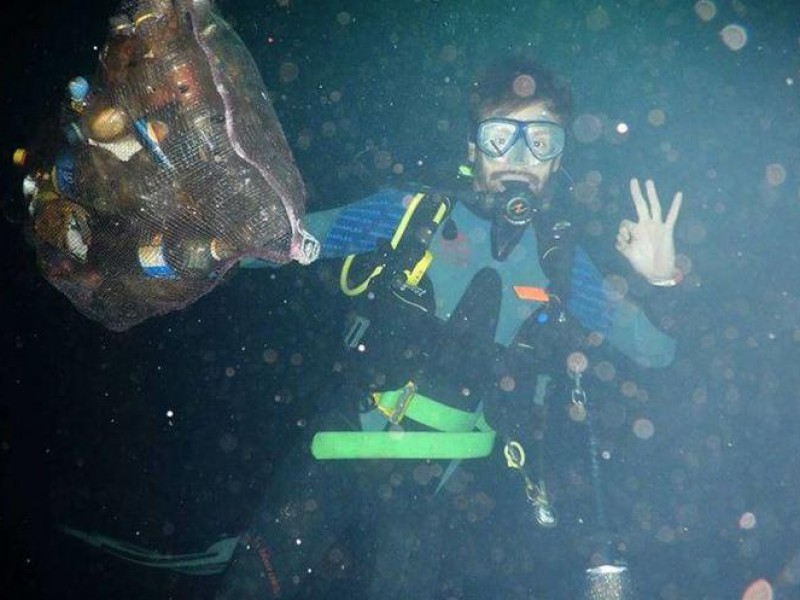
[467,57,571,196]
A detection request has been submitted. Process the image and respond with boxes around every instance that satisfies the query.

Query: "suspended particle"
[587,331,604,347]
[225,366,236,377]
[567,351,589,375]
[585,6,610,31]
[500,375,516,392]
[647,108,666,126]
[694,0,717,22]
[632,418,655,440]
[615,121,629,135]
[262,348,278,363]
[739,511,757,530]
[413,464,434,486]
[585,170,603,186]
[594,360,616,382]
[686,221,707,244]
[723,326,739,340]
[621,380,638,398]
[279,62,299,83]
[656,525,676,543]
[572,113,604,143]
[569,401,587,422]
[440,44,458,63]
[765,163,787,186]
[327,547,345,564]
[373,150,393,170]
[296,130,312,150]
[573,181,597,204]
[602,274,628,302]
[512,74,536,98]
[720,24,748,51]
[321,121,337,138]
[336,11,352,26]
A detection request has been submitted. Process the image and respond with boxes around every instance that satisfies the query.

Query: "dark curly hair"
[469,56,572,128]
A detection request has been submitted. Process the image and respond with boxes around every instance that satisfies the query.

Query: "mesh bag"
[26,0,318,331]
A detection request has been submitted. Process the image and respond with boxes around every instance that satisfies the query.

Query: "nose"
[506,139,540,166]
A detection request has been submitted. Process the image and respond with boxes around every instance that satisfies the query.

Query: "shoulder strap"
[532,209,576,308]
[339,191,451,297]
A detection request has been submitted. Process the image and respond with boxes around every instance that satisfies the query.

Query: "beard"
[483,169,543,194]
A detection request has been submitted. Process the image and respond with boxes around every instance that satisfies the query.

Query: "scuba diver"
[212,56,684,599]
[9,0,682,594]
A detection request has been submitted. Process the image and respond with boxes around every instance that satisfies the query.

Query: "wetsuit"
[218,187,677,599]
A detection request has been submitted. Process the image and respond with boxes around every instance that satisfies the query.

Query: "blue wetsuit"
[306,187,675,367]
[220,186,677,599]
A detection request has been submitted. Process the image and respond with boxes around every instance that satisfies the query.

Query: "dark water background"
[2,1,800,598]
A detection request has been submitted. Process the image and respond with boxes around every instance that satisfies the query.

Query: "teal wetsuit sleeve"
[240,188,410,268]
[568,246,676,368]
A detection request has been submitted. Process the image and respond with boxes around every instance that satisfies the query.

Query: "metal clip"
[371,381,417,425]
[388,381,416,424]
[344,315,370,349]
[570,371,587,407]
[526,480,558,528]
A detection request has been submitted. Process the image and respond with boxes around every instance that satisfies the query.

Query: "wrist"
[647,267,683,287]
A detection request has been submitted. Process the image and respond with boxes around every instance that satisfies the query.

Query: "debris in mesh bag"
[14,0,319,331]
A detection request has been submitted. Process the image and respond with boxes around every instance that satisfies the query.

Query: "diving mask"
[476,118,565,163]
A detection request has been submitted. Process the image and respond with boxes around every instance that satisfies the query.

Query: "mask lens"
[476,120,520,158]
[477,119,565,161]
[523,122,565,161]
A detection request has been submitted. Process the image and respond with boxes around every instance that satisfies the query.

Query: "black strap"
[532,209,576,309]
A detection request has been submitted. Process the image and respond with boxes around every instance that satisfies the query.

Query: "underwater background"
[2,0,800,598]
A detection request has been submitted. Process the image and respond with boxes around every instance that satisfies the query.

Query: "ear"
[467,141,477,163]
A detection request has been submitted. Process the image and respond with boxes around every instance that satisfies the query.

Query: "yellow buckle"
[370,381,417,425]
[404,250,433,287]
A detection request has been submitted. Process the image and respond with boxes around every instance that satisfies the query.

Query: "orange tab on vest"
[513,286,550,302]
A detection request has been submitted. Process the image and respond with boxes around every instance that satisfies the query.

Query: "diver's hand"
[616,178,683,286]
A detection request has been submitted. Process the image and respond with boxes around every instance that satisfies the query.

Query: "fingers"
[615,234,633,256]
[617,219,635,239]
[629,178,649,221]
[665,191,683,229]
[616,219,635,252]
[645,179,662,222]
[631,178,683,227]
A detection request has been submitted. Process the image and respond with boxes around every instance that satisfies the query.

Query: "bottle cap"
[12,148,28,167]
[68,76,90,102]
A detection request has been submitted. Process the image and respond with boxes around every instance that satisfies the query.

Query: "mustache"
[489,171,539,183]
[489,172,542,191]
